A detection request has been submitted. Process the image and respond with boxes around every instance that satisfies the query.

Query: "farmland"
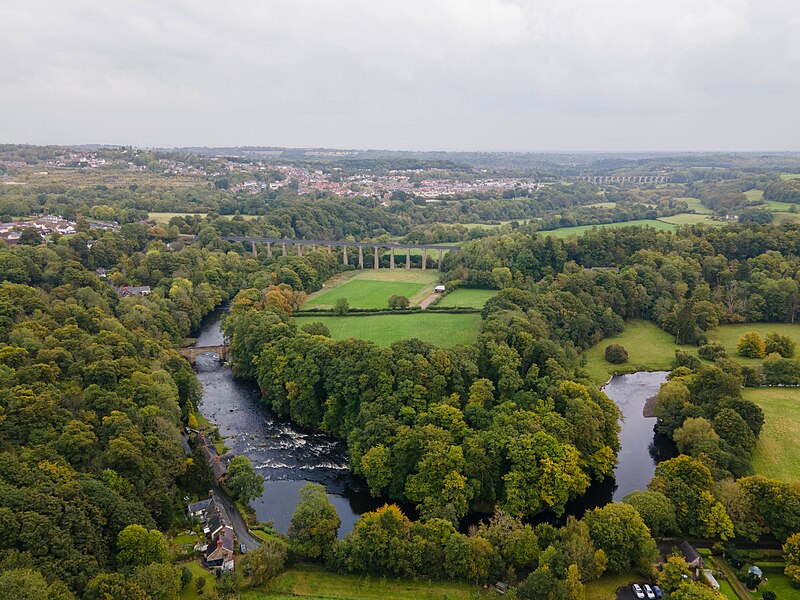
[540,219,676,238]
[304,270,439,309]
[745,387,800,483]
[436,288,498,308]
[705,323,800,366]
[295,313,482,347]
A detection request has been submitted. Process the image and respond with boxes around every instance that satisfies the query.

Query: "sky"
[1,0,799,151]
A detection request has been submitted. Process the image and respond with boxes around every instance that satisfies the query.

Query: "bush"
[765,332,796,358]
[674,349,701,370]
[741,365,763,387]
[699,342,727,361]
[334,298,349,315]
[737,332,766,358]
[763,355,800,385]
[605,343,629,364]
[387,295,410,310]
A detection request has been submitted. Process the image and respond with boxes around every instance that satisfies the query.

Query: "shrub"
[674,349,701,370]
[301,321,331,336]
[741,365,763,387]
[699,342,726,361]
[604,343,628,364]
[334,298,349,315]
[765,332,796,358]
[737,332,766,358]
[387,294,410,310]
[763,355,800,385]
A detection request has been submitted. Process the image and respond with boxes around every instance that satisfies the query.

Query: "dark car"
[652,585,663,599]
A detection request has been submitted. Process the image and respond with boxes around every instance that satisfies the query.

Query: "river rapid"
[193,310,673,534]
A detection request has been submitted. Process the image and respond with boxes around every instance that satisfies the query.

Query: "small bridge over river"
[222,237,459,270]
[178,345,228,365]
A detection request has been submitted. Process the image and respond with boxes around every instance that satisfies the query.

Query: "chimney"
[217,538,222,549]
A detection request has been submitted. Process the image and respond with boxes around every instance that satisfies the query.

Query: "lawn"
[744,387,800,483]
[744,189,765,202]
[149,211,260,224]
[244,564,493,600]
[305,270,439,309]
[781,173,800,180]
[758,199,796,212]
[755,572,796,597]
[584,572,638,600]
[705,323,800,367]
[717,579,739,599]
[436,288,498,308]
[178,560,213,600]
[295,313,482,347]
[582,320,692,385]
[540,219,676,239]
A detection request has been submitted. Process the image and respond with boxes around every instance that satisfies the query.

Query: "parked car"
[632,584,645,599]
[240,543,246,554]
[652,585,663,599]
[644,584,656,600]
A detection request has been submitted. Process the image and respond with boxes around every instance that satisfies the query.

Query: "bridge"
[221,237,460,271]
[579,175,670,184]
[178,345,228,365]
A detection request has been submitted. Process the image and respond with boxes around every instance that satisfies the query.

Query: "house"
[188,492,237,572]
[678,541,704,577]
[187,498,213,521]
[117,285,151,297]
[198,434,229,483]
[94,268,107,278]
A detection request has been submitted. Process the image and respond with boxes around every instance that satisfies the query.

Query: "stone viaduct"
[579,175,670,184]
[221,237,459,271]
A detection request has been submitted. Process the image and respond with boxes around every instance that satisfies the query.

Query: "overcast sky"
[1,1,799,151]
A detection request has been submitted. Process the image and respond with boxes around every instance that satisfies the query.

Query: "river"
[193,310,672,534]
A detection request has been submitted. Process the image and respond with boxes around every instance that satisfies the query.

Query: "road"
[213,486,262,551]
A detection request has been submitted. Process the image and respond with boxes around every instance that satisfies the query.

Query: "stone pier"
[266,242,272,258]
[421,248,426,270]
[374,247,380,269]
[358,246,364,269]
[406,248,411,269]
[390,248,395,269]
[343,246,348,265]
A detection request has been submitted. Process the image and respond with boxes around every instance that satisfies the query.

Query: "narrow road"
[419,293,439,309]
[213,486,262,551]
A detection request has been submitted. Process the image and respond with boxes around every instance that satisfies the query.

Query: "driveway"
[213,486,262,551]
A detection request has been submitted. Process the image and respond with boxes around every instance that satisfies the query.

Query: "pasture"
[436,288,498,308]
[744,387,800,483]
[705,323,800,366]
[675,197,714,214]
[744,189,765,202]
[149,211,261,224]
[304,270,439,309]
[657,213,721,226]
[540,219,675,239]
[294,313,482,347]
[582,320,692,385]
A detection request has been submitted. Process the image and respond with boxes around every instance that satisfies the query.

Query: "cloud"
[0,0,798,150]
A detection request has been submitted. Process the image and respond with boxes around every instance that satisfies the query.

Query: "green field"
[584,572,639,600]
[305,270,439,309]
[582,320,692,385]
[243,564,493,600]
[676,197,714,214]
[754,572,796,597]
[781,173,800,180]
[586,201,618,209]
[744,189,765,202]
[705,323,800,366]
[744,387,800,483]
[149,211,260,224]
[757,199,796,212]
[436,288,498,308]
[295,313,481,347]
[541,219,676,239]
[658,213,722,226]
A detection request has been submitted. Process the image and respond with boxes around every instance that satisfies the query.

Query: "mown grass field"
[676,197,714,214]
[584,572,639,600]
[705,323,800,366]
[744,387,800,483]
[436,288,498,308]
[295,313,482,347]
[149,211,261,224]
[582,320,691,385]
[781,173,800,180]
[540,219,676,239]
[744,189,765,202]
[657,213,722,226]
[305,270,439,309]
[242,564,494,600]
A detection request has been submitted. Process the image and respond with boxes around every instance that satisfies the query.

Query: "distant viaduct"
[221,237,460,271]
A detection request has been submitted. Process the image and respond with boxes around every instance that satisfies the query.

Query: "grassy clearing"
[586,201,618,209]
[540,219,676,239]
[436,288,498,308]
[295,313,482,347]
[705,323,800,366]
[582,320,692,385]
[658,213,722,226]
[244,564,492,600]
[305,270,440,309]
[178,560,213,600]
[771,211,800,224]
[744,387,800,483]
[744,189,765,202]
[676,197,714,214]
[781,173,800,180]
[758,199,796,212]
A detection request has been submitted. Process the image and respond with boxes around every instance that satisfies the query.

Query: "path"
[419,293,439,309]
[213,486,262,551]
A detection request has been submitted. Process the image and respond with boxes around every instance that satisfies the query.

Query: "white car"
[632,584,645,599]
[644,584,656,600]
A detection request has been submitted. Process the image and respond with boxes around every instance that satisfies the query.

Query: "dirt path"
[419,293,439,310]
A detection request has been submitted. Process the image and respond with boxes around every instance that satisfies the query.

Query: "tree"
[180,565,193,588]
[657,555,691,594]
[737,332,766,358]
[130,563,180,600]
[564,563,585,600]
[604,343,628,364]
[765,332,796,357]
[84,573,149,600]
[387,294,410,309]
[671,581,726,599]
[245,539,288,586]
[288,483,341,559]
[583,503,657,574]
[622,490,678,537]
[116,524,168,570]
[0,569,73,600]
[301,321,331,336]
[226,455,265,503]
[673,418,719,454]
[19,228,43,245]
[334,297,349,315]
